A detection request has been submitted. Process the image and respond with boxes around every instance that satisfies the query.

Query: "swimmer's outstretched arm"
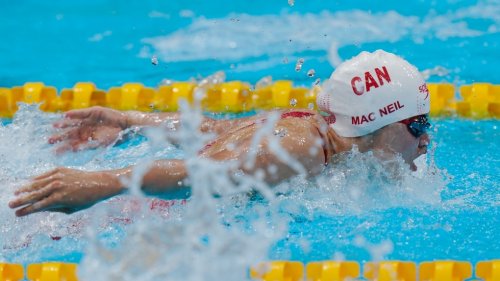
[8,160,188,217]
[49,106,242,152]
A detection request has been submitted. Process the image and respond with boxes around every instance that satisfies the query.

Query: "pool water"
[0,0,499,280]
[0,106,498,278]
[1,0,498,88]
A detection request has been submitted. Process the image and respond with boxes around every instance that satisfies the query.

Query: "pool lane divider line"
[0,81,499,119]
[1,260,499,280]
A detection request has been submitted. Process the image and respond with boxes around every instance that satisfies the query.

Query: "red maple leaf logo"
[419,84,429,100]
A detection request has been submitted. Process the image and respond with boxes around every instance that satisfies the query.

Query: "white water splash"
[421,65,451,80]
[77,79,287,280]
[88,30,112,42]
[271,148,446,220]
[0,93,451,278]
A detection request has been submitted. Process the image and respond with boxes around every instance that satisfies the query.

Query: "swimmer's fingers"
[53,130,104,153]
[14,195,61,217]
[48,128,79,144]
[63,108,95,121]
[14,176,55,195]
[53,118,82,129]
[55,129,120,153]
[54,111,104,130]
[32,169,60,181]
[9,184,55,209]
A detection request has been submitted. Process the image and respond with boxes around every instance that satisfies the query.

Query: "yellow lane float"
[0,81,499,119]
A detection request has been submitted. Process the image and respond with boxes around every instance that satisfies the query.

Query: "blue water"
[0,0,499,277]
[1,0,498,89]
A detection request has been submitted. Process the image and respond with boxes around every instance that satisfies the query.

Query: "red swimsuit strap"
[280,111,315,119]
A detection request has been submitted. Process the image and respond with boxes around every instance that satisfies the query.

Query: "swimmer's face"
[374,123,430,171]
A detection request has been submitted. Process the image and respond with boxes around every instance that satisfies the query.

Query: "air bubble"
[313,78,321,86]
[288,0,295,7]
[256,76,272,88]
[199,71,226,87]
[289,98,297,107]
[267,164,278,175]
[307,69,316,77]
[295,58,304,72]
[160,79,173,86]
[151,55,159,66]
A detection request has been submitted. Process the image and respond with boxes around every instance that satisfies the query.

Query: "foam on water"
[142,1,499,66]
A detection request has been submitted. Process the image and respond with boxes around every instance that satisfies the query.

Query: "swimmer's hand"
[49,106,128,153]
[9,168,124,217]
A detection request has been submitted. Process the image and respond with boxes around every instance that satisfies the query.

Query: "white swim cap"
[316,50,430,137]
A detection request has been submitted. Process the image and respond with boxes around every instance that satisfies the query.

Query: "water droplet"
[267,164,278,175]
[199,71,226,87]
[256,76,272,88]
[288,0,295,6]
[160,79,173,86]
[289,98,298,107]
[273,127,288,138]
[313,78,321,86]
[307,69,315,77]
[151,55,159,66]
[165,120,178,131]
[308,103,315,110]
[295,58,304,72]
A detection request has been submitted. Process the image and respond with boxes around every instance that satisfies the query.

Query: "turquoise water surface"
[0,0,499,279]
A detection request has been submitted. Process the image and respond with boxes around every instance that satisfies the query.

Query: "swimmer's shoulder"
[283,109,330,125]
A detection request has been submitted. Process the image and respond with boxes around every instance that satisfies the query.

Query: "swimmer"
[9,50,431,216]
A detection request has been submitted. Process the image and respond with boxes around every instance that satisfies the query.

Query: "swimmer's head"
[317,50,430,138]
